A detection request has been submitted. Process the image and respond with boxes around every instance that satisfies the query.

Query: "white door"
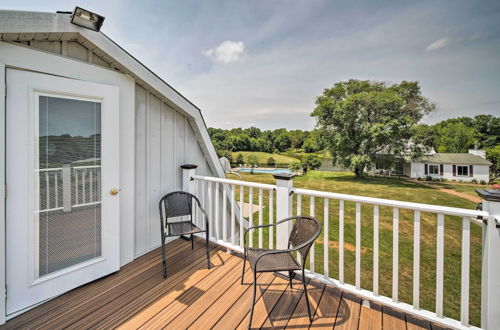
[6,69,120,315]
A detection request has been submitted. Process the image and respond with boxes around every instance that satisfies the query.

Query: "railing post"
[273,173,294,249]
[181,164,197,194]
[477,189,500,329]
[62,164,72,212]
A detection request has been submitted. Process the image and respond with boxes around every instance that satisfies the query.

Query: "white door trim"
[0,60,7,326]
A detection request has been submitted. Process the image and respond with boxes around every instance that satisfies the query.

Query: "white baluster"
[373,205,379,295]
[46,172,50,209]
[239,186,244,249]
[223,184,227,242]
[258,189,263,248]
[207,181,212,239]
[297,193,302,216]
[339,200,344,284]
[355,202,361,290]
[461,217,470,326]
[413,210,420,309]
[90,170,93,202]
[230,184,235,246]
[249,187,254,247]
[82,170,86,204]
[75,169,79,205]
[436,213,444,317]
[54,172,59,208]
[215,182,219,240]
[310,196,315,271]
[269,189,274,249]
[324,198,329,278]
[393,207,399,302]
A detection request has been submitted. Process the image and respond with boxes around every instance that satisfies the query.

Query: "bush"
[471,179,478,184]
[440,178,448,182]
[417,177,423,181]
[300,154,321,173]
[267,157,276,166]
[236,153,244,165]
[432,178,441,182]
[426,176,432,181]
[289,161,302,174]
[480,180,487,185]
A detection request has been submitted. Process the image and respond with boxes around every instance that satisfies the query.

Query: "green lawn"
[424,181,487,200]
[229,171,482,326]
[231,151,298,165]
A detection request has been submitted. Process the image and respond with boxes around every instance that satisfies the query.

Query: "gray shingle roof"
[412,153,491,165]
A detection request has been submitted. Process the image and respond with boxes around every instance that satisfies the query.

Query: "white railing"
[181,165,499,330]
[37,165,101,212]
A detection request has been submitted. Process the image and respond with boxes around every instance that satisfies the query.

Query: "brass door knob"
[110,188,119,195]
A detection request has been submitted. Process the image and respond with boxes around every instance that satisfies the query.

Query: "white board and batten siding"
[135,85,213,256]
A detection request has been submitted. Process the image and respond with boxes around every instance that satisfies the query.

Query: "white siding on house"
[410,162,489,182]
[134,85,213,256]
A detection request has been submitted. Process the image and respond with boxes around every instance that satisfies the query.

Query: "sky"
[2,1,500,130]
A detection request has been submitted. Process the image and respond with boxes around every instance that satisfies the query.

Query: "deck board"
[0,238,453,330]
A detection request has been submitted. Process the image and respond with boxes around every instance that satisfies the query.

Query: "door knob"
[110,188,119,196]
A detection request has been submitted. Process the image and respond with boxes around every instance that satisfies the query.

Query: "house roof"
[413,153,491,165]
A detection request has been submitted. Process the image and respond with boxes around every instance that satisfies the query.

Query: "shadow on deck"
[1,238,450,329]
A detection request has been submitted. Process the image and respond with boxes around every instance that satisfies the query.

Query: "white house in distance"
[0,8,233,324]
[403,149,491,182]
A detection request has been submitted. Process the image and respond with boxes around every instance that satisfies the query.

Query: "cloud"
[203,40,246,64]
[425,38,449,52]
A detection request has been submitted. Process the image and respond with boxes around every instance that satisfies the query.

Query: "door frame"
[0,42,136,323]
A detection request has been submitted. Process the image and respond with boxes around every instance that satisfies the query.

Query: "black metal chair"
[159,191,210,278]
[241,215,321,328]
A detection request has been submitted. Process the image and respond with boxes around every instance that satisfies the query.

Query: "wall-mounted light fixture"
[71,6,105,32]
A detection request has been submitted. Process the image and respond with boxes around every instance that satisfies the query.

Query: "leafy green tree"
[236,153,244,165]
[267,157,276,166]
[300,154,321,173]
[311,79,435,177]
[216,149,232,162]
[247,154,259,173]
[487,145,500,181]
[274,132,291,152]
[434,122,478,152]
[289,161,302,173]
[303,130,323,153]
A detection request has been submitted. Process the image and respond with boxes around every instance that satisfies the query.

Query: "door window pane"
[37,95,102,277]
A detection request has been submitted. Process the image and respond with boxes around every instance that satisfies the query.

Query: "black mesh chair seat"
[166,221,205,237]
[246,248,300,272]
[159,191,210,278]
[242,216,321,328]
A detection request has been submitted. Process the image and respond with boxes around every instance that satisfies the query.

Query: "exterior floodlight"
[71,7,105,32]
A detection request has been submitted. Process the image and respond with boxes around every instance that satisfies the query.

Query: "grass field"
[231,151,299,165]
[228,171,482,326]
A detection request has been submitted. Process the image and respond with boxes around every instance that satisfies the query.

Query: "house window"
[457,165,469,176]
[429,164,439,175]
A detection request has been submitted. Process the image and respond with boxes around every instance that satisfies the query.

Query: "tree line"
[209,79,499,179]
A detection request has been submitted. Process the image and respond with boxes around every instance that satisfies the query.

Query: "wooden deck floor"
[1,238,449,329]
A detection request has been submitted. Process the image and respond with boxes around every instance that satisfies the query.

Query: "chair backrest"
[159,191,197,224]
[288,216,321,260]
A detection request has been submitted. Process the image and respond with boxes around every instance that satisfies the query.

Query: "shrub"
[300,154,321,173]
[480,180,487,185]
[289,161,302,174]
[471,179,478,184]
[440,178,448,182]
[417,177,423,181]
[426,176,433,181]
[267,157,276,166]
[236,153,244,165]
[432,178,441,182]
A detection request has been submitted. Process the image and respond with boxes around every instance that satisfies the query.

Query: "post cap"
[273,173,295,181]
[180,164,198,169]
[476,189,500,202]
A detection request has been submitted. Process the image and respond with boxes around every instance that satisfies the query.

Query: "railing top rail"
[293,187,487,218]
[192,174,275,190]
[36,165,101,172]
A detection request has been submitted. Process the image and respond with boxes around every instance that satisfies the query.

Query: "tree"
[236,153,244,165]
[274,132,291,152]
[311,79,435,177]
[300,154,321,173]
[216,149,232,162]
[289,161,302,174]
[267,157,276,166]
[247,154,259,173]
[434,121,478,152]
[487,145,500,181]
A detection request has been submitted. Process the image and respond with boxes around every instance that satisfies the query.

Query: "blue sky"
[3,1,500,129]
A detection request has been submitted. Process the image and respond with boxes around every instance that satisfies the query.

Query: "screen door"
[6,69,120,315]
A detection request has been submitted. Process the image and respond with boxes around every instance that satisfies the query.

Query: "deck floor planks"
[334,291,362,330]
[284,279,325,329]
[0,239,454,330]
[210,271,277,329]
[40,240,207,329]
[310,285,343,329]
[358,300,382,330]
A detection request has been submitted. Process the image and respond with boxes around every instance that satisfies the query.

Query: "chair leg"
[248,271,257,329]
[161,238,167,278]
[288,271,293,289]
[241,249,247,284]
[191,233,194,249]
[206,231,211,269]
[302,268,312,322]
